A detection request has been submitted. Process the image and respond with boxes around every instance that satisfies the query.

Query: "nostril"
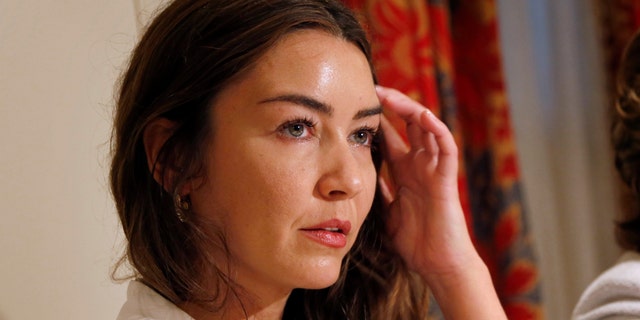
[328,190,348,197]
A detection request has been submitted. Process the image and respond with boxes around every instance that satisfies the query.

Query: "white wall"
[0,1,137,319]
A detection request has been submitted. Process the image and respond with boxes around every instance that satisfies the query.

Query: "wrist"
[422,257,506,320]
[421,253,488,289]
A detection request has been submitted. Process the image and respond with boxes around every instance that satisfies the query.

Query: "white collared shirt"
[573,251,640,320]
[117,281,193,320]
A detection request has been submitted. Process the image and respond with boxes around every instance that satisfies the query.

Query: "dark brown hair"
[110,0,428,318]
[613,30,640,252]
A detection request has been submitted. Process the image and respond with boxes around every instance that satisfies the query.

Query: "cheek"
[214,144,313,214]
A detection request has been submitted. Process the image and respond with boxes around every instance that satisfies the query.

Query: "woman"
[572,31,640,320]
[111,0,505,319]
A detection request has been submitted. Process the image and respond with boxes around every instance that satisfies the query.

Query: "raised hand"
[376,86,506,319]
[377,85,473,277]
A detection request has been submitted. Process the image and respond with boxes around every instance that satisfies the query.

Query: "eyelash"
[278,117,316,139]
[351,125,379,148]
[278,117,379,148]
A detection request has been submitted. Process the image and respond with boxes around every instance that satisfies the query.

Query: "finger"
[406,120,425,153]
[419,110,457,158]
[378,176,394,206]
[377,85,458,174]
[380,115,409,162]
[376,85,430,126]
[424,130,439,156]
[419,111,459,175]
[377,86,439,153]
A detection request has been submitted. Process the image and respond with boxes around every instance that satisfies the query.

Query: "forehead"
[240,29,376,101]
[263,30,367,70]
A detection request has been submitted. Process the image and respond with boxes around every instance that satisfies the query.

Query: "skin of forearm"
[424,257,507,320]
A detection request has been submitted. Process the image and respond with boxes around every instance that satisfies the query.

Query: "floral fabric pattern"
[343,0,543,318]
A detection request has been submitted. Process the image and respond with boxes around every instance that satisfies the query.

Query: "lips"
[300,219,352,248]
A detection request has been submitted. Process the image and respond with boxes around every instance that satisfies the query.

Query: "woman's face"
[189,30,380,297]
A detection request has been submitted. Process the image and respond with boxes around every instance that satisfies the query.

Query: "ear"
[143,118,179,192]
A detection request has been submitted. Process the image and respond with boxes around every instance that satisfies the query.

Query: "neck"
[179,288,290,320]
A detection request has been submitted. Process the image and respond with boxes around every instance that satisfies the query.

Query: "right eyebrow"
[258,94,333,115]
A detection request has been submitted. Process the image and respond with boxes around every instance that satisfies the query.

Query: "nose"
[316,142,364,200]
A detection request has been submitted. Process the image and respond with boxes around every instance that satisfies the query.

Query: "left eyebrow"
[259,94,382,120]
[353,106,382,120]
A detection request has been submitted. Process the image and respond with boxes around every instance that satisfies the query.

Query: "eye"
[350,127,378,147]
[279,118,315,139]
[287,123,306,137]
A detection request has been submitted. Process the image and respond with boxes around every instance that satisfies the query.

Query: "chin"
[297,257,343,289]
[303,276,340,290]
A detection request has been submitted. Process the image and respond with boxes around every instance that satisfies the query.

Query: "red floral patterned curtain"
[342,0,542,318]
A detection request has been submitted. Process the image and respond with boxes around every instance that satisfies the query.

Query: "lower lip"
[301,230,347,248]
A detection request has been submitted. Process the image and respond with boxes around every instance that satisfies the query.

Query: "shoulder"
[116,280,194,320]
[573,251,640,320]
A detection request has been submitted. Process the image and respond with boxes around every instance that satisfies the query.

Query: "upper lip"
[300,219,352,235]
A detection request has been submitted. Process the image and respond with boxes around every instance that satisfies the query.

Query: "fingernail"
[421,110,432,126]
[423,109,435,120]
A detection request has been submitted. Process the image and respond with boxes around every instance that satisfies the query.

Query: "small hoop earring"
[174,193,190,222]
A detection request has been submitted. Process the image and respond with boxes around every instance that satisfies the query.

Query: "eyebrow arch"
[259,94,382,120]
[259,94,333,115]
[353,106,383,120]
